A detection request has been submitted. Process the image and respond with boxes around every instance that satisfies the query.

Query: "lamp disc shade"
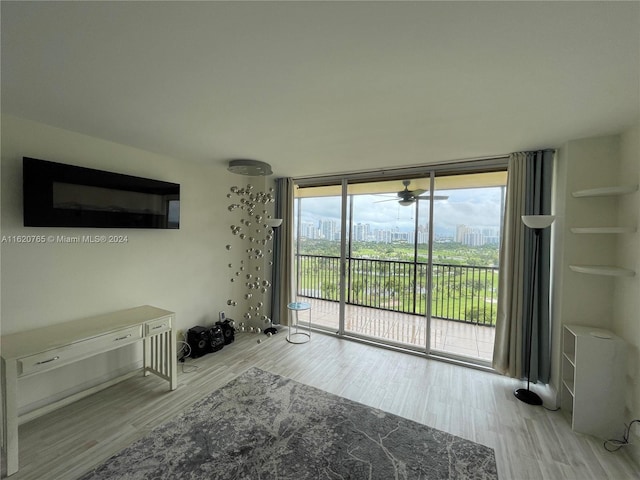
[228,159,273,176]
[522,215,555,229]
[265,218,283,228]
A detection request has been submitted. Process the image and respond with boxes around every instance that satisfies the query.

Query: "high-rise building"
[319,219,338,241]
[456,224,500,246]
[353,222,371,242]
[300,221,318,239]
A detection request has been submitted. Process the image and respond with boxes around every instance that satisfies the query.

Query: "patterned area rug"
[79,367,498,479]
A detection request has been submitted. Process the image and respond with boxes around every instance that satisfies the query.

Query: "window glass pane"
[293,166,507,364]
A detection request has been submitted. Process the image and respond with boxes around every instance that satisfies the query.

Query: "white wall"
[613,122,640,464]
[0,115,244,412]
[550,143,568,403]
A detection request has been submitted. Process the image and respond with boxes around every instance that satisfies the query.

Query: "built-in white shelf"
[569,265,636,277]
[570,183,637,277]
[570,226,636,234]
[572,184,638,198]
[562,378,575,396]
[563,351,576,366]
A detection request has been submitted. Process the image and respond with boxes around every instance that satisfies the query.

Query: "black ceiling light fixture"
[227,159,273,176]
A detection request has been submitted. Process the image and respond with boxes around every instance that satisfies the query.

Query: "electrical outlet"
[219,311,226,322]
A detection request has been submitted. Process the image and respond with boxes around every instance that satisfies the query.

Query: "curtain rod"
[293,154,511,185]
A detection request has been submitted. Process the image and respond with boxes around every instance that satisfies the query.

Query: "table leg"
[143,336,150,377]
[169,328,177,391]
[286,305,311,344]
[2,358,19,476]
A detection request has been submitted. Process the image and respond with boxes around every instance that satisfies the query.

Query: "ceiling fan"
[375,180,448,206]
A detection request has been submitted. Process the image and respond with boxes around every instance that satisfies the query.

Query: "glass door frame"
[333,173,436,353]
[293,158,508,364]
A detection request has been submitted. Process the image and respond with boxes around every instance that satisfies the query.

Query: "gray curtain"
[493,157,527,378]
[270,177,295,326]
[493,150,554,383]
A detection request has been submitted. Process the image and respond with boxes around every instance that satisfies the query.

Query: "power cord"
[177,340,199,373]
[604,419,640,452]
[177,340,191,361]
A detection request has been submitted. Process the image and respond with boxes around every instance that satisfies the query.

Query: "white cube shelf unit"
[561,325,626,439]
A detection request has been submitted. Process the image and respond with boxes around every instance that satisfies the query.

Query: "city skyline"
[298,218,500,246]
[296,187,504,244]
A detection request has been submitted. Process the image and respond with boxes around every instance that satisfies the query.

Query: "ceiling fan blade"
[373,198,399,203]
[415,195,449,200]
[408,188,427,196]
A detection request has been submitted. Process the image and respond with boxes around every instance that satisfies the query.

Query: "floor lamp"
[514,214,555,406]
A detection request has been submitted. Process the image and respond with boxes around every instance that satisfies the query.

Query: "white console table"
[1,305,178,476]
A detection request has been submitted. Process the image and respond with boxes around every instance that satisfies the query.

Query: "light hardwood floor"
[3,330,638,479]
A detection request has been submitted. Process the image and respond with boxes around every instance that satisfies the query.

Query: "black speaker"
[208,325,225,352]
[216,319,235,345]
[187,326,210,358]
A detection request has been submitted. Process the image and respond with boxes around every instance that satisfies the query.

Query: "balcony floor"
[298,298,495,363]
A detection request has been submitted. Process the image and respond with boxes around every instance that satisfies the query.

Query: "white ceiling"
[2,1,639,178]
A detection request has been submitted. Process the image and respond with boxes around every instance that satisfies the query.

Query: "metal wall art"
[226,184,277,342]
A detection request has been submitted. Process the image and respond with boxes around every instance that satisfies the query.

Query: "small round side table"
[286,301,311,344]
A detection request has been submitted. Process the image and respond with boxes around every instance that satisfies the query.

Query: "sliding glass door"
[293,166,506,364]
[430,172,505,361]
[343,177,431,350]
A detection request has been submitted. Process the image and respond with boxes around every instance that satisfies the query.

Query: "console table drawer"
[18,325,143,377]
[145,316,172,336]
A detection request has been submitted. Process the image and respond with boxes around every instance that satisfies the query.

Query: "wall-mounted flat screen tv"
[23,157,180,229]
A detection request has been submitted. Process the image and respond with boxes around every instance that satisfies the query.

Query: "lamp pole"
[515,215,555,406]
[514,227,543,405]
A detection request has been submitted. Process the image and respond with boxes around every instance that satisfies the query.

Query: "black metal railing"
[297,254,498,326]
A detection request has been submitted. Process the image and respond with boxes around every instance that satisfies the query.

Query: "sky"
[297,186,505,237]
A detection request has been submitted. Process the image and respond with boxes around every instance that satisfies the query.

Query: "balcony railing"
[297,254,498,326]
